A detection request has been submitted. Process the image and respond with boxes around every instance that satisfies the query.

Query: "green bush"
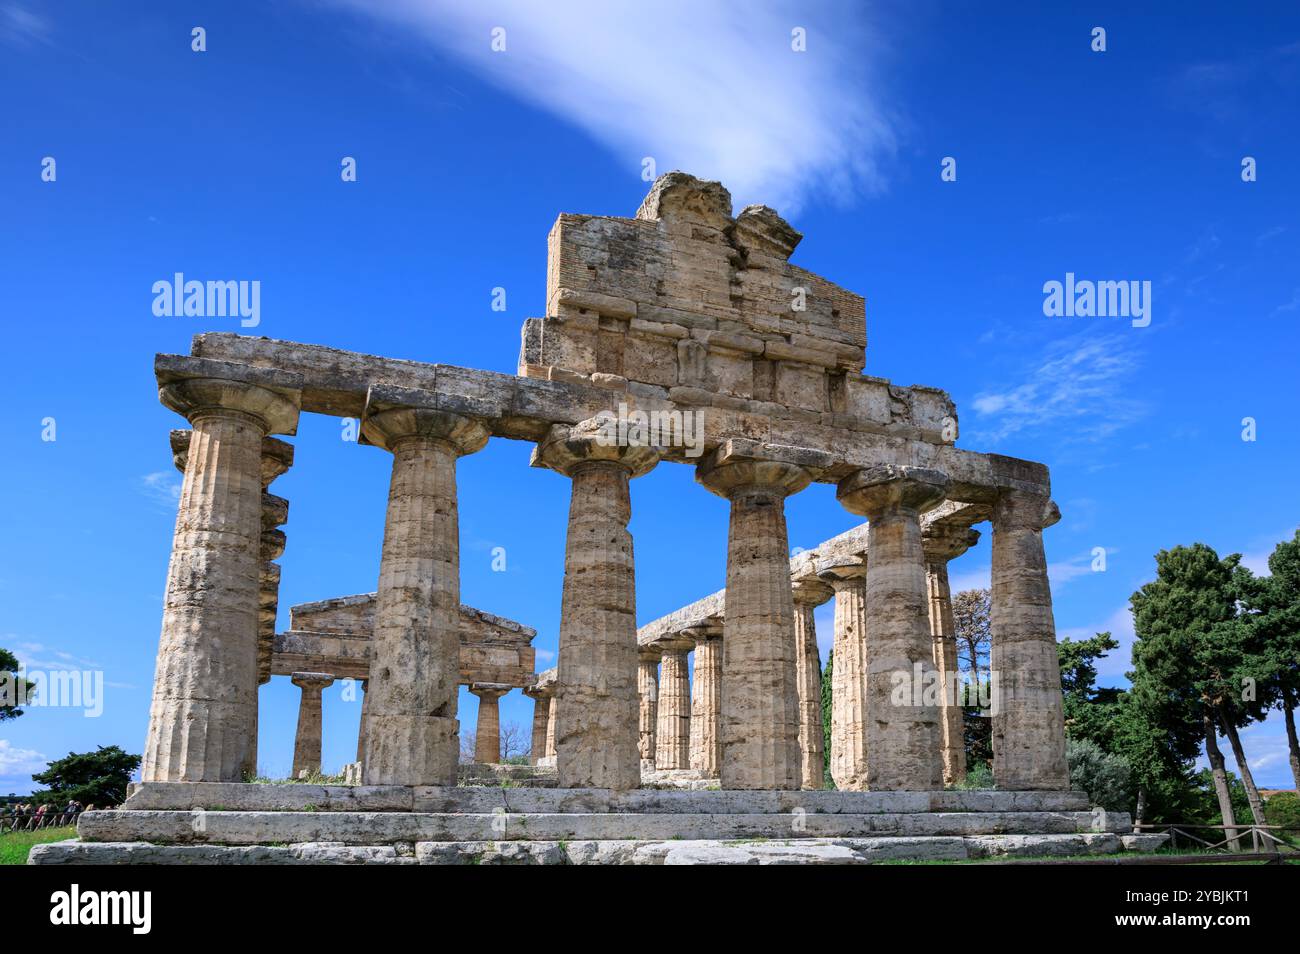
[1264,791,1300,830]
[1067,738,1133,812]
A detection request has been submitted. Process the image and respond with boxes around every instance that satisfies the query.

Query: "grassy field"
[0,827,77,865]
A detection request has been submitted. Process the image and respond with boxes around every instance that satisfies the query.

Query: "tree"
[953,589,992,775]
[1128,543,1272,841]
[1059,631,1123,750]
[29,745,140,807]
[0,647,36,721]
[1127,546,1222,826]
[952,589,991,683]
[1241,529,1300,792]
[499,721,530,763]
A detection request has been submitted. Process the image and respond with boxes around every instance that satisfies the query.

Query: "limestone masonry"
[33,174,1109,866]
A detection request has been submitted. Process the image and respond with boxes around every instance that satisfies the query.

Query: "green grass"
[0,826,77,865]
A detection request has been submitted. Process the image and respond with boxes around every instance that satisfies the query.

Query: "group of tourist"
[0,801,91,832]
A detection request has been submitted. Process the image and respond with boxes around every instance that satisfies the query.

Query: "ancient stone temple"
[33,173,1158,865]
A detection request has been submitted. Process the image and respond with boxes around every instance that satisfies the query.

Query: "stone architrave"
[535,417,658,791]
[143,358,302,783]
[290,672,334,778]
[698,453,811,790]
[991,492,1070,790]
[791,578,832,790]
[359,394,490,787]
[838,464,949,791]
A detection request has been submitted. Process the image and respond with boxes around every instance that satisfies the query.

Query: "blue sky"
[2,1,1297,793]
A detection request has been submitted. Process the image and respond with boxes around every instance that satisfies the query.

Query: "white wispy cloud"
[140,471,181,510]
[970,333,1148,445]
[9,639,101,672]
[0,1,50,47]
[0,739,49,778]
[327,0,897,211]
[1058,604,1136,680]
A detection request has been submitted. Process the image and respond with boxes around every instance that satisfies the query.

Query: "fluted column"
[923,523,980,786]
[991,491,1070,790]
[290,672,333,778]
[637,651,660,769]
[525,685,552,766]
[143,360,301,782]
[545,696,559,759]
[688,628,722,776]
[536,417,659,791]
[839,465,948,791]
[791,579,833,790]
[355,679,370,764]
[470,684,510,763]
[698,451,811,790]
[167,429,294,780]
[655,641,692,770]
[821,562,869,790]
[360,395,489,786]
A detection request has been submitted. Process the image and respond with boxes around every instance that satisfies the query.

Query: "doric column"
[355,679,370,765]
[290,672,333,778]
[820,561,869,790]
[637,650,661,769]
[359,391,489,787]
[990,491,1070,790]
[167,429,294,781]
[838,464,949,791]
[545,696,559,759]
[655,640,692,770]
[791,579,833,790]
[524,685,553,766]
[923,523,980,786]
[470,684,510,764]
[143,358,301,783]
[688,627,723,776]
[535,417,658,791]
[697,450,811,790]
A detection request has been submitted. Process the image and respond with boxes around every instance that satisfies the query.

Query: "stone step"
[77,809,1128,845]
[122,782,1092,815]
[30,833,1125,865]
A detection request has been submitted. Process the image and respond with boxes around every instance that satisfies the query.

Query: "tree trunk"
[1203,713,1241,851]
[1134,787,1148,827]
[1219,703,1267,828]
[1283,687,1300,793]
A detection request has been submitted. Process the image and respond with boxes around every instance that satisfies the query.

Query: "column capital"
[696,457,811,500]
[156,355,302,435]
[922,523,981,562]
[534,416,659,478]
[817,557,867,587]
[657,635,695,654]
[361,399,490,456]
[994,490,1061,531]
[791,577,834,607]
[469,682,511,701]
[290,671,334,691]
[638,647,664,664]
[837,464,948,519]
